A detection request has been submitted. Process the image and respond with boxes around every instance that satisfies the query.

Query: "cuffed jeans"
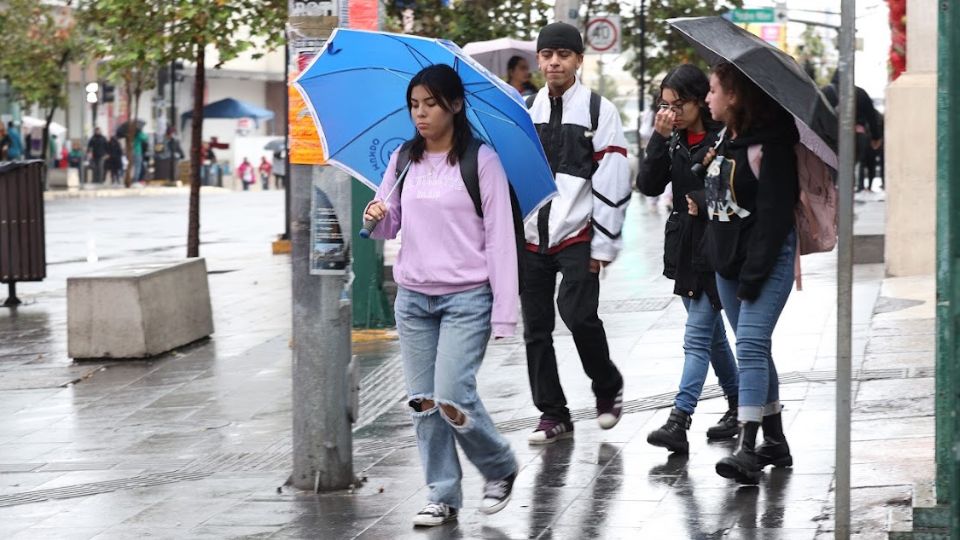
[715,230,796,423]
[395,285,516,509]
[674,294,738,415]
[521,242,623,422]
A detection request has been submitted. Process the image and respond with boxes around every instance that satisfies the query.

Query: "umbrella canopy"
[462,37,538,80]
[20,116,66,137]
[115,119,146,139]
[293,28,556,220]
[263,138,285,152]
[180,98,275,130]
[668,16,838,168]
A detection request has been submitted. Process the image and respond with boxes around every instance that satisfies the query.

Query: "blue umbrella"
[292,28,556,220]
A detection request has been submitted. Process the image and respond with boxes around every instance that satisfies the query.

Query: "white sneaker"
[412,502,457,527]
[597,386,624,429]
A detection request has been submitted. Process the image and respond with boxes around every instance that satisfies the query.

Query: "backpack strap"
[527,90,599,132]
[394,140,414,199]
[459,137,484,217]
[589,91,601,132]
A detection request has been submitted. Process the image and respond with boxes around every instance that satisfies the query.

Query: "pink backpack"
[748,143,838,289]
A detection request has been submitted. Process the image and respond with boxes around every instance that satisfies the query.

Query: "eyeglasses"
[658,101,688,114]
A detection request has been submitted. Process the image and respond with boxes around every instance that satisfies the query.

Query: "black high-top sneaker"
[706,395,739,440]
[756,412,793,468]
[715,421,762,485]
[646,408,691,454]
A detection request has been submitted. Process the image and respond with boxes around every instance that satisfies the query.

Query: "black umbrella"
[668,16,838,168]
[116,119,146,139]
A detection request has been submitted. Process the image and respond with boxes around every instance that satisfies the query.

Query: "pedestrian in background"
[86,127,108,184]
[363,64,519,528]
[690,61,798,485]
[132,127,149,183]
[258,156,272,190]
[821,71,881,193]
[522,22,632,445]
[0,124,10,160]
[272,149,286,189]
[236,157,254,191]
[506,55,538,98]
[106,134,124,186]
[637,64,740,455]
[6,122,23,161]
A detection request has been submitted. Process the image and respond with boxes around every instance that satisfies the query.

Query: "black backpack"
[395,137,528,294]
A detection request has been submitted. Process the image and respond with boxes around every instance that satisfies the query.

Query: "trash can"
[0,160,46,306]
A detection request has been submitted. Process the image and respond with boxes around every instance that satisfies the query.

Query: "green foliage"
[619,0,744,86]
[385,0,552,45]
[78,1,166,92]
[0,1,85,116]
[164,0,286,64]
[799,26,830,86]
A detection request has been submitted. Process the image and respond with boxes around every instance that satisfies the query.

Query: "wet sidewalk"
[0,194,935,539]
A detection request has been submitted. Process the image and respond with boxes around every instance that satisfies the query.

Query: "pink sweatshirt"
[369,145,518,337]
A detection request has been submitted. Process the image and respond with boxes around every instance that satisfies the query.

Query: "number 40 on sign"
[586,15,621,55]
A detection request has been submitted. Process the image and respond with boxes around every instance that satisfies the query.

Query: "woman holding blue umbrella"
[363,64,519,527]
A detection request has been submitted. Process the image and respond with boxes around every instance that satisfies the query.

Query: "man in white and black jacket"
[523,22,633,445]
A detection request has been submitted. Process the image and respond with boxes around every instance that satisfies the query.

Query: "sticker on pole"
[586,15,621,55]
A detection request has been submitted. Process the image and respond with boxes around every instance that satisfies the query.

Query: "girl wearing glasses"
[637,64,740,455]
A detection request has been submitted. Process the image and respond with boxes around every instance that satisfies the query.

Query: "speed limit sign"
[585,15,621,55]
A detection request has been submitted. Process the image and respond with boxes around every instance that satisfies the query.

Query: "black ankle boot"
[646,408,691,454]
[706,395,738,440]
[715,421,762,484]
[756,412,793,468]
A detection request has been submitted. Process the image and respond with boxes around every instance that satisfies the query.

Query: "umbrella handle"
[359,218,378,239]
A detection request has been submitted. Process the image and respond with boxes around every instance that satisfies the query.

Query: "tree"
[0,1,85,170]
[385,0,552,45]
[620,0,743,91]
[78,1,167,187]
[798,26,830,86]
[164,0,286,258]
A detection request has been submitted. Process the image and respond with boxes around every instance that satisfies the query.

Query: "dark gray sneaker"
[412,502,457,527]
[527,418,574,445]
[480,471,517,515]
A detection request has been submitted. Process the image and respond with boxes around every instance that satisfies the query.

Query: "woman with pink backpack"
[687,61,799,485]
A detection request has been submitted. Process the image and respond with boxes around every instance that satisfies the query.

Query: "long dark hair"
[406,64,472,166]
[660,63,717,131]
[711,62,792,135]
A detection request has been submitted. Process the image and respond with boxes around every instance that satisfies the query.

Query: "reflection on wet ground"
[0,194,930,538]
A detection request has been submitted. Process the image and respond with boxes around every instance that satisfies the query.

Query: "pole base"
[272,238,291,255]
[3,283,20,307]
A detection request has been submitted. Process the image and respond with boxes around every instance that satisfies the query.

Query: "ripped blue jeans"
[395,284,517,509]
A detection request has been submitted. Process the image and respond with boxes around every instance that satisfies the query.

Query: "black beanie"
[537,22,584,54]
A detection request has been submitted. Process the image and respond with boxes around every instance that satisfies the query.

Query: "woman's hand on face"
[686,195,699,216]
[654,108,676,138]
[364,200,387,222]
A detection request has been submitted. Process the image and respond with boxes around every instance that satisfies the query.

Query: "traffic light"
[102,83,115,103]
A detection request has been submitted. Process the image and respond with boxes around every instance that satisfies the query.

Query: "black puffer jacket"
[637,122,724,309]
[689,121,800,301]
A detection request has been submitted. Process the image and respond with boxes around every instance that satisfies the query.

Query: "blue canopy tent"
[180,98,275,130]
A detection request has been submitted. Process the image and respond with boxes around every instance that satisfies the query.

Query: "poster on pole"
[289,47,327,165]
[310,182,348,274]
[585,15,621,55]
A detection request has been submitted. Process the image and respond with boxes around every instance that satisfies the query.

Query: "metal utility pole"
[288,0,354,492]
[169,61,177,133]
[636,0,646,133]
[835,0,856,538]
